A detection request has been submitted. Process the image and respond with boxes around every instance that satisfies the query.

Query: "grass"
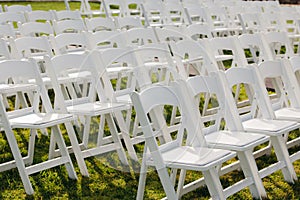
[1,1,300,199]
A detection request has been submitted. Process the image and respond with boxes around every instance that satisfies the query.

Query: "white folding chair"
[0,59,88,195]
[52,18,87,34]
[18,21,54,37]
[85,16,116,32]
[3,4,32,13]
[256,59,300,162]
[185,74,269,199]
[50,32,90,55]
[100,47,139,142]
[222,66,299,183]
[44,51,137,161]
[131,83,236,199]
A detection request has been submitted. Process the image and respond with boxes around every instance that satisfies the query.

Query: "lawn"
[1,1,300,199]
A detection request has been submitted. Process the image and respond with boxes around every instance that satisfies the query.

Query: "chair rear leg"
[270,135,297,182]
[202,167,226,200]
[237,150,267,199]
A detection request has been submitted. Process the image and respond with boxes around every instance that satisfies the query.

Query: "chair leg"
[202,167,226,200]
[156,167,178,200]
[65,122,89,177]
[237,150,267,199]
[82,116,92,148]
[114,111,138,161]
[270,135,297,183]
[136,157,148,200]
[176,169,187,199]
[105,114,129,165]
[27,129,37,165]
[51,125,77,179]
[4,128,34,195]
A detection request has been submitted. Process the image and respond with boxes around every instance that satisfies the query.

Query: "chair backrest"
[45,50,119,108]
[4,4,32,13]
[86,30,126,50]
[169,39,218,75]
[85,17,116,32]
[44,52,93,110]
[155,27,189,43]
[238,12,264,34]
[184,6,208,25]
[25,10,55,22]
[132,43,180,90]
[279,6,300,36]
[10,36,54,60]
[102,0,125,17]
[205,5,230,30]
[53,19,87,34]
[50,32,90,55]
[142,1,165,27]
[184,23,213,40]
[115,16,143,30]
[186,73,244,132]
[130,82,207,157]
[208,36,248,69]
[258,59,300,110]
[124,27,158,46]
[19,21,54,37]
[263,31,295,59]
[289,56,300,98]
[0,38,12,61]
[100,47,137,99]
[238,33,274,64]
[0,12,26,34]
[0,23,16,39]
[223,66,276,121]
[163,2,187,26]
[52,10,82,21]
[123,0,144,17]
[0,59,52,112]
[260,12,284,32]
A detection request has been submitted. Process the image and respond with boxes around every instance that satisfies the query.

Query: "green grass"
[1,1,300,199]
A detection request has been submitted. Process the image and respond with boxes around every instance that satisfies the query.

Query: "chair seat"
[205,130,269,151]
[147,146,235,171]
[242,118,300,136]
[9,113,75,129]
[274,107,300,121]
[67,102,130,116]
[0,83,38,94]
